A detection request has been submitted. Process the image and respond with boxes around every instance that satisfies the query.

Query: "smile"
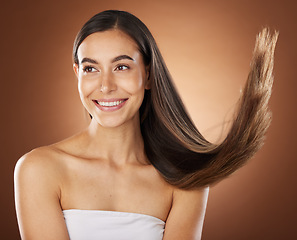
[97,100,125,107]
[93,98,128,112]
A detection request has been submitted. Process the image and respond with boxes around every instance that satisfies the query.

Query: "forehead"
[77,30,140,62]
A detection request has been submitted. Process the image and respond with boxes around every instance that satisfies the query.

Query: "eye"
[115,65,129,71]
[83,66,97,73]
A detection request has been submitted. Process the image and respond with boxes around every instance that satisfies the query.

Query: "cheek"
[120,71,147,94]
[78,78,97,97]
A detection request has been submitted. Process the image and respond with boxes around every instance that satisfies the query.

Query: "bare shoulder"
[173,186,209,203]
[163,186,209,240]
[14,145,71,202]
[15,146,65,180]
[14,146,71,239]
[14,131,83,178]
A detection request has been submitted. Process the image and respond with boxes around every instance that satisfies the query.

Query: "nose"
[99,71,117,93]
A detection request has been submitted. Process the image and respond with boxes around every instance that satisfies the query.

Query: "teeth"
[98,100,124,107]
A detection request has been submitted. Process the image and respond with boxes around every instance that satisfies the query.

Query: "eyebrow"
[80,55,135,65]
[111,55,135,63]
[81,58,98,64]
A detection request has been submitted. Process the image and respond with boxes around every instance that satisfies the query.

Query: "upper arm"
[163,186,209,240]
[14,149,69,240]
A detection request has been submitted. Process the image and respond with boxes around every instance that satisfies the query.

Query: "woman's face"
[74,30,150,128]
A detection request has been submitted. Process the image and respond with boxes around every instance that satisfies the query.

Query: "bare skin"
[14,30,209,240]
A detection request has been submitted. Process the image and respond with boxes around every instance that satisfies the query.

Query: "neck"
[81,116,148,166]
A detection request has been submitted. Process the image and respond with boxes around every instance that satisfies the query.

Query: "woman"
[14,10,278,240]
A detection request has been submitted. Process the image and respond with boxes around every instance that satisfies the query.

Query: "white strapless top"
[63,209,165,240]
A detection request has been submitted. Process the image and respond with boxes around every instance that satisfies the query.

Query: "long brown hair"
[73,10,278,189]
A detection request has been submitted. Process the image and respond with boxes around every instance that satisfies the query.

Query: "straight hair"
[73,10,278,189]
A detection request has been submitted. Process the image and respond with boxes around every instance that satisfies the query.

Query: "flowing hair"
[73,10,278,189]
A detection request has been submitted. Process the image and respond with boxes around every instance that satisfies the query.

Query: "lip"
[92,98,128,112]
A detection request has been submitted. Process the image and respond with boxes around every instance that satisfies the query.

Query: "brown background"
[1,0,296,239]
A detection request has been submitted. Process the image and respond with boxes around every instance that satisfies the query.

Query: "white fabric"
[63,209,165,240]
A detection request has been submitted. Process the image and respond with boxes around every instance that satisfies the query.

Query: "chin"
[94,117,123,128]
[93,114,138,129]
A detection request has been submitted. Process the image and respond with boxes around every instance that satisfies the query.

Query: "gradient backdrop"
[1,0,296,239]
